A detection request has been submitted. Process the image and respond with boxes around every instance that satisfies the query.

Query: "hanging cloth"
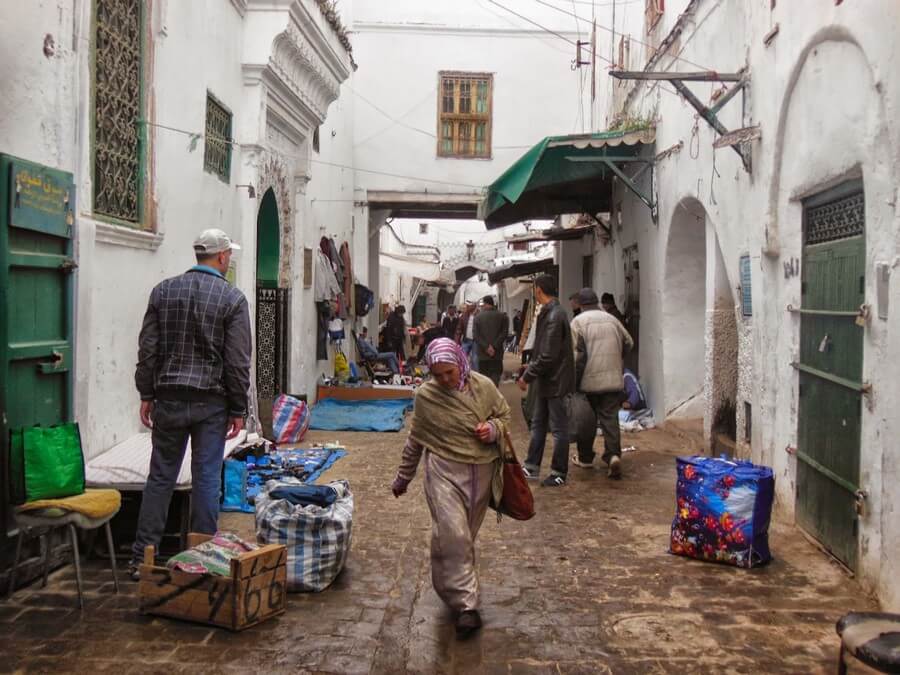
[339,242,354,316]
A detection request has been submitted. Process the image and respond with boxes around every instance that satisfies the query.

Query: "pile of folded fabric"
[166,532,258,576]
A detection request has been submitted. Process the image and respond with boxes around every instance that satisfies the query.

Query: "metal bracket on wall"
[609,69,753,173]
[565,155,657,223]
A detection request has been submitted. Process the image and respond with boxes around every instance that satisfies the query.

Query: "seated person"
[416,323,445,361]
[622,368,647,411]
[358,327,400,374]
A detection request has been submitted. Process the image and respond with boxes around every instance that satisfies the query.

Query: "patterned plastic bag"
[272,394,311,445]
[256,478,353,592]
[670,456,775,568]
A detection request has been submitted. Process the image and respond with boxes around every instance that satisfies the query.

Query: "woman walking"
[391,338,510,638]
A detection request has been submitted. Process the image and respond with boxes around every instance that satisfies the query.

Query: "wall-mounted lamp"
[466,239,475,261]
[236,184,256,199]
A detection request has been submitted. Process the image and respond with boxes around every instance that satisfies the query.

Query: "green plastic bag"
[21,423,85,501]
[8,428,26,505]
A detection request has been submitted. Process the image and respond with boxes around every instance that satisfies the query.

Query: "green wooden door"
[0,155,75,531]
[795,182,865,570]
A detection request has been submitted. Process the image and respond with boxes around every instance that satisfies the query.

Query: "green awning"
[479,128,655,228]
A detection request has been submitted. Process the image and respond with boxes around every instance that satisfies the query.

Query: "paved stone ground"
[1,382,877,674]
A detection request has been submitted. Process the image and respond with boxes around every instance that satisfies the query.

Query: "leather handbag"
[493,430,535,521]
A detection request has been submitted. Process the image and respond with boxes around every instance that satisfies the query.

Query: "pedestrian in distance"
[601,292,626,324]
[456,300,479,370]
[386,304,408,359]
[441,305,460,340]
[131,229,251,580]
[517,275,575,487]
[569,292,583,318]
[570,288,633,478]
[391,338,511,639]
[473,295,508,386]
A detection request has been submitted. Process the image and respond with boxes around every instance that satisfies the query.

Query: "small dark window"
[313,127,320,154]
[744,401,752,443]
[419,223,429,234]
[204,94,232,182]
[740,254,752,317]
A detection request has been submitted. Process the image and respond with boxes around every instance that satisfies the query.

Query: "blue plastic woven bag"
[221,459,254,513]
[670,456,775,568]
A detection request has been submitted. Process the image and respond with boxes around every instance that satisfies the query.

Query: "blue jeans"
[131,399,228,562]
[461,338,478,370]
[524,395,569,477]
[377,352,401,374]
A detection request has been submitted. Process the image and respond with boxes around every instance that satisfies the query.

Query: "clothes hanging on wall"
[339,241,354,317]
[316,301,332,361]
[314,249,342,302]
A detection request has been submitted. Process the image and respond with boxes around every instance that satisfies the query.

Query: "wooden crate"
[138,533,287,631]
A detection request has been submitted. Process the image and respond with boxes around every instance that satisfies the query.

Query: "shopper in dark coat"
[517,275,575,487]
[472,296,508,386]
[386,305,407,359]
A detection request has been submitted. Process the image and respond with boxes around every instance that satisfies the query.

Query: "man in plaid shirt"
[130,229,251,579]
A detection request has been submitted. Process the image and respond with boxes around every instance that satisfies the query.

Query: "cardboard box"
[138,533,286,631]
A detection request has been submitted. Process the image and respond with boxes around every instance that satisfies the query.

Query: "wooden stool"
[836,612,900,674]
[7,489,122,610]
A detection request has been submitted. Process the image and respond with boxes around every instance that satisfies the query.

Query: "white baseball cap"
[193,228,241,254]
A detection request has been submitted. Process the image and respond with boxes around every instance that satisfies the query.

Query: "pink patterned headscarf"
[425,338,470,390]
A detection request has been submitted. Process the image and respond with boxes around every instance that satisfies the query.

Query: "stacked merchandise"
[222,444,346,513]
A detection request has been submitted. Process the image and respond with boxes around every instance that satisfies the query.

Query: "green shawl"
[408,371,512,505]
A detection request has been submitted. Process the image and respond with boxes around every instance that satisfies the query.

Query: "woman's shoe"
[455,610,482,639]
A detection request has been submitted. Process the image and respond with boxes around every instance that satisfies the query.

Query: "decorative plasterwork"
[269,24,342,124]
[94,219,164,250]
[257,153,294,289]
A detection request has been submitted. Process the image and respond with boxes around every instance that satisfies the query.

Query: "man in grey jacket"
[517,275,575,487]
[131,229,251,579]
[570,288,633,478]
[473,295,508,386]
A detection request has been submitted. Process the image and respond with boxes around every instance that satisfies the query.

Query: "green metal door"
[795,181,865,570]
[0,155,75,531]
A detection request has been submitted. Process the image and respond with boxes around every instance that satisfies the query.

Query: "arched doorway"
[663,198,738,448]
[255,188,288,432]
[662,199,707,417]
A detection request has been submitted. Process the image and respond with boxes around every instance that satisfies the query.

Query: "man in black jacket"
[517,275,575,487]
[132,229,251,579]
[473,295,508,386]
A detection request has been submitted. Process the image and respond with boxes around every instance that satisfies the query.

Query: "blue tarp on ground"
[310,398,413,432]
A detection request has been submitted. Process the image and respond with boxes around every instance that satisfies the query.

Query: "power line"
[529,0,717,73]
[138,119,486,190]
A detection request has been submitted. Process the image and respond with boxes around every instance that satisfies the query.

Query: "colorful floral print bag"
[670,456,775,568]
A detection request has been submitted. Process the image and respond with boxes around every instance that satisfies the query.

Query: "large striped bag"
[272,394,311,445]
[255,478,354,592]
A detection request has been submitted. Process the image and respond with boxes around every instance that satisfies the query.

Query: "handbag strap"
[501,429,519,463]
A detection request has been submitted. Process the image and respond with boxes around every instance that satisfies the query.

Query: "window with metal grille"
[437,72,492,159]
[93,0,143,224]
[803,187,865,246]
[204,94,232,182]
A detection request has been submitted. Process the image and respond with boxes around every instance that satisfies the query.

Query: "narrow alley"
[2,378,874,674]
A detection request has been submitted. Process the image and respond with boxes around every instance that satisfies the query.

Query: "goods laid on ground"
[256,479,353,593]
[669,456,775,568]
[139,532,287,631]
[309,398,413,432]
[222,445,346,513]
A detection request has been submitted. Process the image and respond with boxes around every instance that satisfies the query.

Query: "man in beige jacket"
[570,288,634,478]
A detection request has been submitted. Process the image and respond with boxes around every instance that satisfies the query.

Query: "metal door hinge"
[59,258,78,273]
[855,490,868,517]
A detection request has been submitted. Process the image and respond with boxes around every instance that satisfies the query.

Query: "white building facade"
[0,0,356,479]
[597,0,900,608]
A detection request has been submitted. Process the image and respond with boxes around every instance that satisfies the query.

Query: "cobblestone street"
[0,383,877,674]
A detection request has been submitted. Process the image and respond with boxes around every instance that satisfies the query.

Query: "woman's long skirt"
[423,452,495,613]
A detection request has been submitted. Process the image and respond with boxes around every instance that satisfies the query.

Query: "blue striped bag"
[272,394,311,445]
[255,478,354,592]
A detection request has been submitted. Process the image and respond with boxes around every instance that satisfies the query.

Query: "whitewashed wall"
[607,0,900,609]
